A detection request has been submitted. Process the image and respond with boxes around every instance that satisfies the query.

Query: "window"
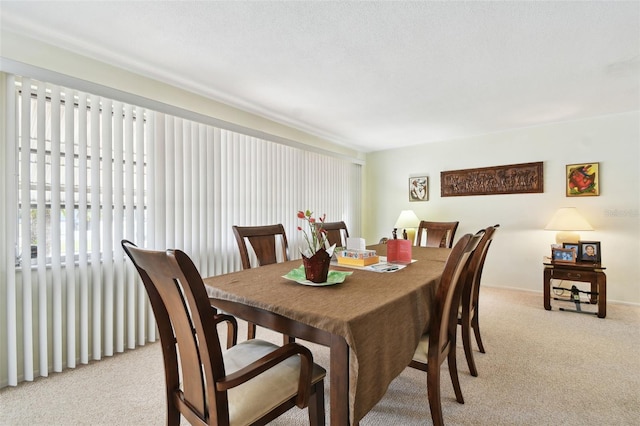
[2,73,362,386]
[15,79,147,267]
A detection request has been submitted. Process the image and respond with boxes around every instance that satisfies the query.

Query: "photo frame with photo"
[409,176,428,201]
[552,247,577,264]
[562,243,580,258]
[579,241,601,263]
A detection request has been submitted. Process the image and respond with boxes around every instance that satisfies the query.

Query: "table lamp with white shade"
[544,207,593,244]
[394,210,420,245]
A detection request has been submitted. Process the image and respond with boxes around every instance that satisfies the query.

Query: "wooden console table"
[543,260,606,318]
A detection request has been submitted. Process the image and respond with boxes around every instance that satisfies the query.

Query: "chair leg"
[473,314,486,353]
[247,322,257,340]
[427,362,444,426]
[462,320,478,377]
[308,380,325,426]
[167,390,181,426]
[447,349,465,404]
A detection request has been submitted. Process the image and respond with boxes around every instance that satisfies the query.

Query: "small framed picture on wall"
[409,176,428,201]
[566,163,599,197]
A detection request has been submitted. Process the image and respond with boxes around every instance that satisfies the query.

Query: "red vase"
[302,248,331,283]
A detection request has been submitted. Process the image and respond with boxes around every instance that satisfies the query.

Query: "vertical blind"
[1,75,362,387]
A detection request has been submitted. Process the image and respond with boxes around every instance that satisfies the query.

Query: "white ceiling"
[1,1,639,153]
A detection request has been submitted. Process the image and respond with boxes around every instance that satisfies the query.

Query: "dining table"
[204,244,451,426]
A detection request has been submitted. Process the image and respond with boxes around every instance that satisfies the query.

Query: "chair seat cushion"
[412,333,430,364]
[224,339,326,426]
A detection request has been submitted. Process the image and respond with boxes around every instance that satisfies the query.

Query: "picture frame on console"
[552,247,577,264]
[579,241,601,263]
[562,242,580,258]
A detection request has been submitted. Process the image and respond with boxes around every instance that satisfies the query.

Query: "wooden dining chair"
[232,224,290,340]
[415,221,459,248]
[122,240,326,426]
[318,221,349,248]
[458,224,499,377]
[408,231,483,426]
[232,224,289,270]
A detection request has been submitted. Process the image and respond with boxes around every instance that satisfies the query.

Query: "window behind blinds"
[1,75,362,387]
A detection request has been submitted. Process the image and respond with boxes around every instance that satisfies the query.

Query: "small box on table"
[336,249,380,266]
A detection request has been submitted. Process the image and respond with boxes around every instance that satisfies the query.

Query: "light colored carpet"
[1,287,639,425]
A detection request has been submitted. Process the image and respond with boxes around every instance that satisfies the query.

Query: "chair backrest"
[428,232,483,358]
[232,224,289,270]
[416,221,460,248]
[318,221,349,248]
[462,224,500,314]
[121,240,228,425]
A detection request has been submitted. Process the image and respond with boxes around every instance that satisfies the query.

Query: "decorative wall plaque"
[440,161,543,197]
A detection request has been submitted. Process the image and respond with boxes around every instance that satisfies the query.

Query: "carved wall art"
[440,161,543,197]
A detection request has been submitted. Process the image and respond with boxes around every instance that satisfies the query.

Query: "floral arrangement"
[297,210,328,257]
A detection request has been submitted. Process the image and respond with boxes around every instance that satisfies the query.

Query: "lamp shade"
[394,210,420,229]
[544,207,593,231]
[544,207,593,244]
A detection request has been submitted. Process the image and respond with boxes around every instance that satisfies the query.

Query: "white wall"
[364,112,640,304]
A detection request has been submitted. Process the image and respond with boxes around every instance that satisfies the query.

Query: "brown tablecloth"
[204,245,451,423]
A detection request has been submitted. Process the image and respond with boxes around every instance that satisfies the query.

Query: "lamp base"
[555,231,580,245]
[405,229,416,246]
